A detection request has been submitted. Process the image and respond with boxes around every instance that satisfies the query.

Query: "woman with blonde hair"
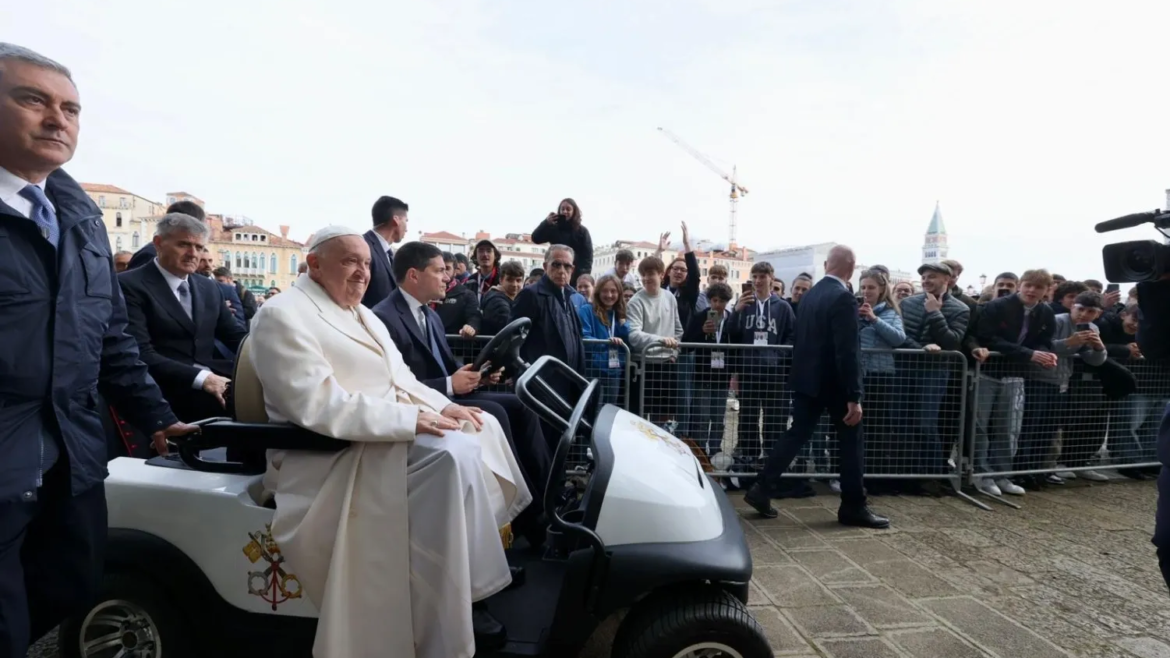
[577,274,631,406]
[857,268,906,487]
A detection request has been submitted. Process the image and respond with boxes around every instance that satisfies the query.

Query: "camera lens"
[1124,245,1154,276]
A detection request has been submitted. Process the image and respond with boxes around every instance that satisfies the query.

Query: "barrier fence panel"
[633,342,975,503]
[968,353,1168,502]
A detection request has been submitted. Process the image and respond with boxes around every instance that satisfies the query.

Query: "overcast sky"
[7,0,1169,286]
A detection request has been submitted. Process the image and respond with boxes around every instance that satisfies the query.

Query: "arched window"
[258,253,267,272]
[115,236,122,251]
[243,253,251,270]
[270,253,278,274]
[131,232,139,249]
[235,253,242,270]
[289,253,298,274]
[115,212,123,228]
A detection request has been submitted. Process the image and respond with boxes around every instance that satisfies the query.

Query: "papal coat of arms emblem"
[243,524,303,610]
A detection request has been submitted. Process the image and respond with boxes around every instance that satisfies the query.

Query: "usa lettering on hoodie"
[728,293,796,368]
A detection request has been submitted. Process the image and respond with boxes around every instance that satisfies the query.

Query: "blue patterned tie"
[19,184,59,249]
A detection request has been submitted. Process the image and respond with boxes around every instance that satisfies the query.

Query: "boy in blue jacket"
[728,262,796,467]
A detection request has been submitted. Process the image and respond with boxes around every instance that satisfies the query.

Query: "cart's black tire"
[611,587,772,658]
[58,572,196,658]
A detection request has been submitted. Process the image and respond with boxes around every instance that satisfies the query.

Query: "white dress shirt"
[824,274,849,290]
[0,167,53,219]
[400,289,455,397]
[152,259,212,390]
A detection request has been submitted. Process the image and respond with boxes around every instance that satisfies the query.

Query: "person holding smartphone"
[532,198,593,287]
[682,283,735,456]
[1047,291,1109,480]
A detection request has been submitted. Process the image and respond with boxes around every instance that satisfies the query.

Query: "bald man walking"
[744,246,889,529]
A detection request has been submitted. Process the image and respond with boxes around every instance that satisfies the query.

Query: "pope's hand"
[151,422,200,455]
[442,404,485,431]
[417,411,460,437]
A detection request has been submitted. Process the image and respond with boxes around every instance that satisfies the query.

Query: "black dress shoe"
[838,506,890,529]
[472,601,507,651]
[743,483,778,519]
[504,565,525,591]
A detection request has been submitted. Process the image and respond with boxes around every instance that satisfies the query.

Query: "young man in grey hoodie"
[627,256,683,423]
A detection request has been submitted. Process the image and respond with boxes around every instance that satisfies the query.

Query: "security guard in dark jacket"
[0,44,193,658]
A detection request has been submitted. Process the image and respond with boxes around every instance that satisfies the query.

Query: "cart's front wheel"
[611,587,772,658]
[58,572,195,658]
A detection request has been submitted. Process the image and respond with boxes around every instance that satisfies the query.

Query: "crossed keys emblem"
[632,420,692,458]
[242,524,303,610]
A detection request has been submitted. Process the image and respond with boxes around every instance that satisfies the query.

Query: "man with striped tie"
[0,44,196,657]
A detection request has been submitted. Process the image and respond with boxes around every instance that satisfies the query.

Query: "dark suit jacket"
[372,289,459,394]
[360,229,397,308]
[789,277,863,403]
[973,294,1055,362]
[117,264,248,399]
[128,246,247,325]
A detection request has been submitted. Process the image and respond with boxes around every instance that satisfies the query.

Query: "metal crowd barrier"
[968,352,1169,508]
[442,330,1166,512]
[628,342,981,506]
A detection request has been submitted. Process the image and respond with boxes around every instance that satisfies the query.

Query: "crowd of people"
[3,40,1170,658]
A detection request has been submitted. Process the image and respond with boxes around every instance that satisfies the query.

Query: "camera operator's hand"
[972,347,990,362]
[1128,342,1144,360]
[1030,351,1059,369]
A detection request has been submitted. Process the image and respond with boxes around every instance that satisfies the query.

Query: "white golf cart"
[60,319,771,658]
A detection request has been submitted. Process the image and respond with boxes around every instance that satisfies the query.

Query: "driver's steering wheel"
[471,317,532,377]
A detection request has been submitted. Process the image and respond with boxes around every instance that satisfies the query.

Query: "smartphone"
[741,282,752,294]
[707,309,719,321]
[996,288,1012,298]
[1075,323,1092,331]
[1106,283,1120,293]
[855,294,866,305]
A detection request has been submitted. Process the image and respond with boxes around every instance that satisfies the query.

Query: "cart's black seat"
[178,335,348,475]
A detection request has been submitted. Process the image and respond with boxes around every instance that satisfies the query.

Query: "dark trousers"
[1014,380,1061,472]
[1059,379,1109,468]
[0,464,107,658]
[760,393,867,508]
[737,374,789,460]
[459,391,552,528]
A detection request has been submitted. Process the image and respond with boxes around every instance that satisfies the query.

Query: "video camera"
[1095,210,1170,282]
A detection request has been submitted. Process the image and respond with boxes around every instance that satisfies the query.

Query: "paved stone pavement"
[29,478,1170,657]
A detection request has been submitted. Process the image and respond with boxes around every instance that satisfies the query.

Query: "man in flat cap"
[899,262,971,481]
[248,226,531,658]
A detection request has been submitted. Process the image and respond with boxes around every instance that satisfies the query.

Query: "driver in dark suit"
[743,245,890,529]
[371,241,551,546]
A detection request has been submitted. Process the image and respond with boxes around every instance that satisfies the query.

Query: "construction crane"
[658,127,749,250]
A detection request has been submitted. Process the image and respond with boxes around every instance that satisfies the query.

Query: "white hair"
[0,44,72,80]
[155,213,209,240]
[546,243,575,263]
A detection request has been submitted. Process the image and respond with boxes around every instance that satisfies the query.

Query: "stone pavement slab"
[920,595,1072,658]
[889,627,992,658]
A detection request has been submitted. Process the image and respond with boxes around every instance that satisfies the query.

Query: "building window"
[252,235,259,241]
[258,253,267,272]
[243,253,251,269]
[98,195,105,207]
[289,253,298,274]
[261,235,267,242]
[235,253,242,269]
[115,236,122,251]
[270,253,277,274]
[131,231,139,249]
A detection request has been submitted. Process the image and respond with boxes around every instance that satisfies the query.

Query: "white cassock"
[249,273,532,658]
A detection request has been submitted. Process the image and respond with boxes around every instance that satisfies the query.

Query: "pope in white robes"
[248,226,531,658]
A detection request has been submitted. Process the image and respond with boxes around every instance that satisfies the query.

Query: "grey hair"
[114,250,133,258]
[546,243,575,263]
[0,43,72,80]
[155,213,209,241]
